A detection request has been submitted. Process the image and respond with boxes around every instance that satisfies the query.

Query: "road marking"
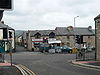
[18,64,36,75]
[71,63,100,72]
[13,64,28,75]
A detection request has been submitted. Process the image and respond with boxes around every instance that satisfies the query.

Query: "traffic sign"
[0,0,12,10]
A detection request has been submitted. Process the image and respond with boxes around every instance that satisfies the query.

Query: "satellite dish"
[0,10,4,21]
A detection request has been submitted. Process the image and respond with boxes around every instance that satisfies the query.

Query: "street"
[5,46,100,75]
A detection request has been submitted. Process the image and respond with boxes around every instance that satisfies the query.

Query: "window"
[67,36,70,39]
[34,33,41,39]
[3,28,8,39]
[88,36,91,39]
[49,32,55,38]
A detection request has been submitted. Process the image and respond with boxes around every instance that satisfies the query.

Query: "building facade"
[0,21,15,52]
[94,14,100,60]
[24,26,95,51]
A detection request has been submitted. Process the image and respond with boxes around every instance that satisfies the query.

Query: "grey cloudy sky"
[2,0,100,30]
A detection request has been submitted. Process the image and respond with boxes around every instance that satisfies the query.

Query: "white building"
[0,21,15,52]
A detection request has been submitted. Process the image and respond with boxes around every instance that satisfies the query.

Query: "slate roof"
[55,27,94,36]
[29,27,94,37]
[94,14,100,20]
[0,22,14,30]
[55,27,74,35]
[74,27,94,35]
[30,30,56,36]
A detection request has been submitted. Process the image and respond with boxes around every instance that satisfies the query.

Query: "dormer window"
[49,32,55,38]
[34,32,41,39]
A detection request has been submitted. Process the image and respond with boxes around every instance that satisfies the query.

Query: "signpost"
[0,0,13,65]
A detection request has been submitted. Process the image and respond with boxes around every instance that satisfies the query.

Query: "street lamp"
[74,16,79,60]
[74,16,79,47]
[74,16,79,27]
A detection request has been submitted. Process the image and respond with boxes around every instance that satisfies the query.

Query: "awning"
[48,40,61,44]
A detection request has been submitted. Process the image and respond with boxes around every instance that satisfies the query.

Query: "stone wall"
[95,18,100,60]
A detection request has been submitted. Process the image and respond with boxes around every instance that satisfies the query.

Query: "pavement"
[0,62,36,75]
[72,60,100,69]
[0,62,22,75]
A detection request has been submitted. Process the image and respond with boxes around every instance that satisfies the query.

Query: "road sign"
[0,0,12,10]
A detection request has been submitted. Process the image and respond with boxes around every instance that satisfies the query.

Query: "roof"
[0,22,14,30]
[74,27,94,35]
[55,27,74,35]
[28,26,94,37]
[55,27,94,36]
[94,14,100,20]
[30,30,56,36]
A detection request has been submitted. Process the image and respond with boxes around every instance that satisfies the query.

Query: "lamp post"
[74,16,79,27]
[74,16,79,47]
[74,16,79,60]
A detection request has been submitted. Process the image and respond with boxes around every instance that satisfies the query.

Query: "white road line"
[71,63,100,72]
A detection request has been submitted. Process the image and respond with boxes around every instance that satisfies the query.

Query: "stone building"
[55,26,95,48]
[94,14,100,60]
[24,26,95,51]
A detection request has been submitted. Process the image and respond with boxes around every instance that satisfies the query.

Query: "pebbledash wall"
[25,26,95,51]
[94,14,100,60]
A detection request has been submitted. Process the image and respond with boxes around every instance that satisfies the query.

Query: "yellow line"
[71,64,100,72]
[18,65,32,75]
[18,64,36,75]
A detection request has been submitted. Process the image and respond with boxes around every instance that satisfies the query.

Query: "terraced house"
[23,26,95,51]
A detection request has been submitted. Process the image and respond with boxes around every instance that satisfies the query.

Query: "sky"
[2,0,100,30]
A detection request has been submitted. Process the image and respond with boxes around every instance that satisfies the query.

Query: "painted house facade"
[0,21,15,52]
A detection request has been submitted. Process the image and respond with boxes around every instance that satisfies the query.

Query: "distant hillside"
[15,30,26,36]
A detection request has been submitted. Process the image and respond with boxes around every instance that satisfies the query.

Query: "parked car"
[81,46,95,52]
[48,49,56,53]
[39,44,49,52]
[86,46,95,52]
[61,45,72,53]
[55,46,62,53]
